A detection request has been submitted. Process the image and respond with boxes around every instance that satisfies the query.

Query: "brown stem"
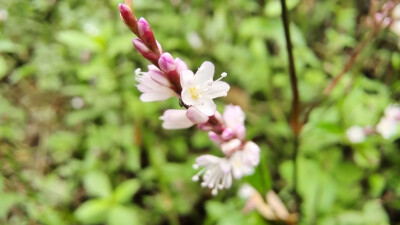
[280,0,302,216]
[280,0,302,136]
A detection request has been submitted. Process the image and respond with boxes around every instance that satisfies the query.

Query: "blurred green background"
[1,0,400,224]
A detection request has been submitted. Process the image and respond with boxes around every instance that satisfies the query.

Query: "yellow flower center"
[189,87,200,100]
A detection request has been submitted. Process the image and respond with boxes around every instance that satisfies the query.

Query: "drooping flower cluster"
[118,0,260,195]
[346,104,400,143]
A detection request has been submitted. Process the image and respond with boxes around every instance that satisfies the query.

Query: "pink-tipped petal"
[158,53,176,72]
[186,107,209,124]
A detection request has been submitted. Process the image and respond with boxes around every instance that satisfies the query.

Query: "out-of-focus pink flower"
[223,105,246,139]
[346,126,366,143]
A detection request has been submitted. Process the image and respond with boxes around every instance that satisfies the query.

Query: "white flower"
[230,141,260,179]
[346,126,366,143]
[192,141,260,195]
[376,117,399,139]
[135,66,176,102]
[192,155,233,196]
[384,104,400,120]
[180,61,230,116]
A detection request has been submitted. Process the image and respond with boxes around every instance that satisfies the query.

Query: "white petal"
[203,81,230,99]
[194,61,215,84]
[186,107,209,123]
[196,155,221,166]
[160,109,194,129]
[193,98,216,116]
[148,70,170,86]
[180,70,195,88]
[242,141,260,166]
[181,87,197,106]
[140,91,175,102]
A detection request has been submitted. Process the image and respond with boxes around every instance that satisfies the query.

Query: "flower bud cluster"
[119,0,261,195]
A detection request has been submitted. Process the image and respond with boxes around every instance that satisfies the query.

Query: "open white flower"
[135,66,176,102]
[192,155,233,196]
[193,141,260,195]
[377,117,399,139]
[180,61,230,116]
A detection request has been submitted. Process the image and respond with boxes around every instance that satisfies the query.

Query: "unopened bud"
[119,4,138,35]
[235,124,246,140]
[158,53,177,73]
[137,18,159,55]
[132,38,159,64]
[221,128,234,140]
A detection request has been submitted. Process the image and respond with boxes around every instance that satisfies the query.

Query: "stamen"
[215,72,228,82]
[193,164,199,169]
[192,175,199,181]
[135,68,142,75]
[211,188,218,196]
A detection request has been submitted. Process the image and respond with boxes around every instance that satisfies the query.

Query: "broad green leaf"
[113,179,140,204]
[75,199,110,224]
[108,206,140,225]
[83,171,112,198]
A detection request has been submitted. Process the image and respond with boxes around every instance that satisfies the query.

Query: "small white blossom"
[135,66,176,102]
[346,126,366,143]
[193,141,260,195]
[384,104,400,120]
[192,155,233,196]
[181,61,230,116]
[377,117,399,139]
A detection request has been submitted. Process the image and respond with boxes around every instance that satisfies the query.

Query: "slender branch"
[280,0,302,216]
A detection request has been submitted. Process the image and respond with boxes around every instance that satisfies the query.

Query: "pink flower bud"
[175,58,188,72]
[132,38,150,53]
[137,18,159,54]
[208,131,222,145]
[221,128,234,140]
[187,107,209,124]
[198,123,213,131]
[132,38,159,65]
[119,4,138,35]
[221,139,241,155]
[160,109,194,129]
[235,124,246,140]
[158,53,177,73]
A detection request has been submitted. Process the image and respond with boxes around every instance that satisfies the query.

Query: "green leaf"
[83,171,112,198]
[75,199,110,224]
[56,30,102,51]
[108,205,140,225]
[113,179,140,204]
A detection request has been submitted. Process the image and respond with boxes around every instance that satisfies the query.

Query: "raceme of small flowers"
[119,1,260,195]
[346,104,400,143]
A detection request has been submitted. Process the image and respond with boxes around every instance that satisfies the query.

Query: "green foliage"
[1,0,399,224]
